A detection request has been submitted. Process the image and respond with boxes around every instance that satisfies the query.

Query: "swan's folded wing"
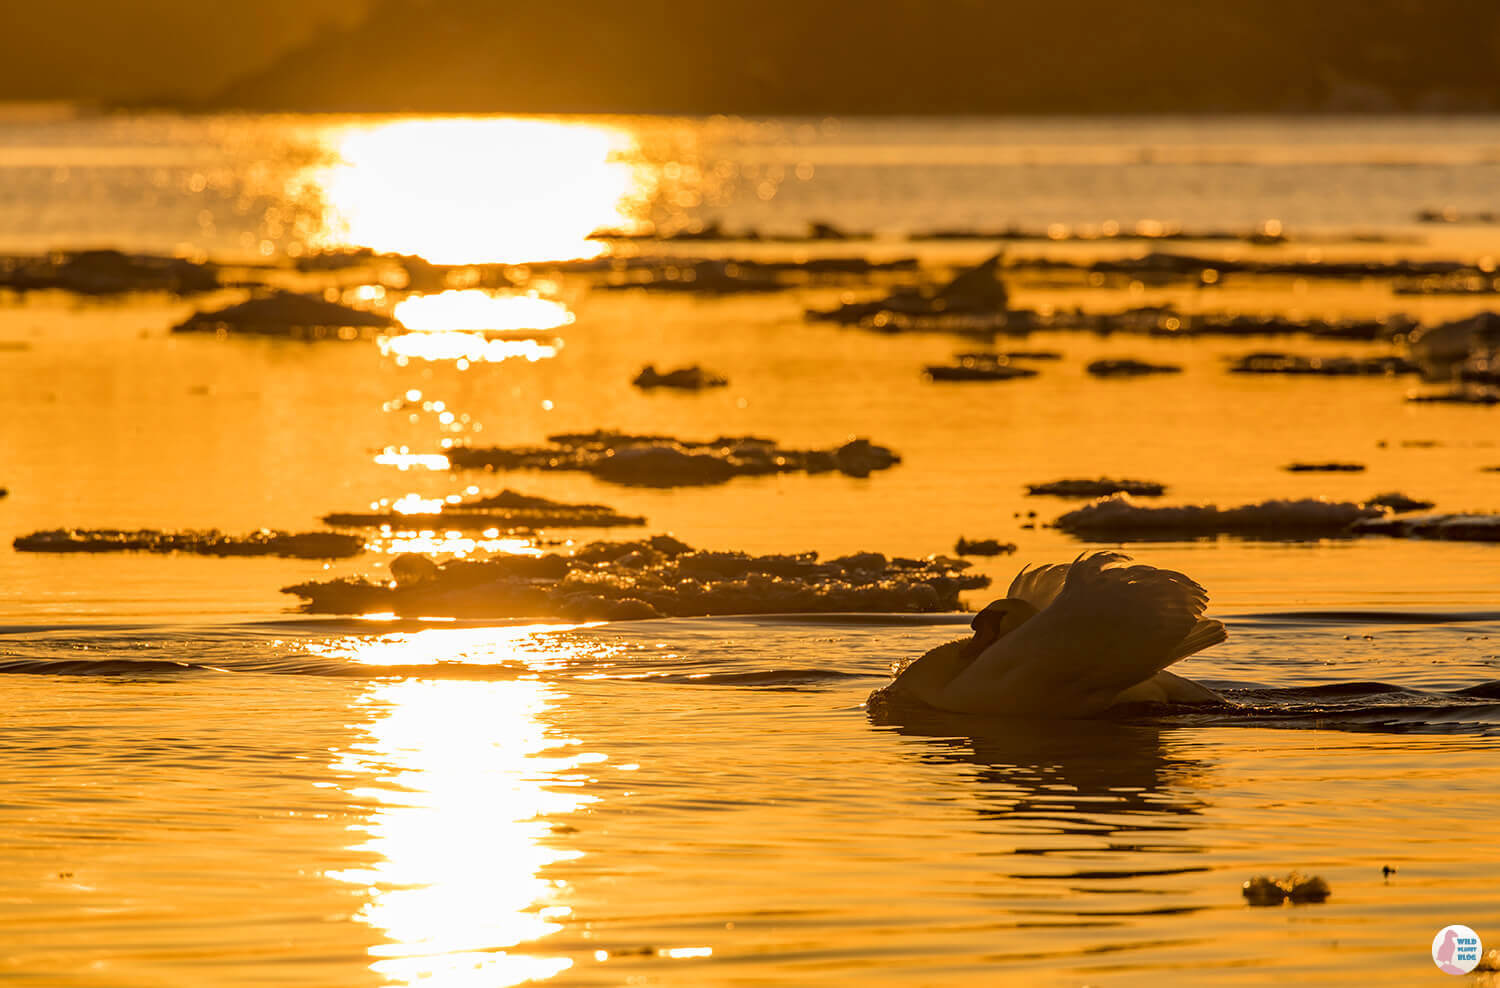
[943,552,1209,716]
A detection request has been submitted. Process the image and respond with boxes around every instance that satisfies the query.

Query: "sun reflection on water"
[388,494,448,515]
[393,291,575,333]
[375,449,451,471]
[327,628,603,986]
[305,118,643,264]
[378,333,561,365]
[379,291,569,364]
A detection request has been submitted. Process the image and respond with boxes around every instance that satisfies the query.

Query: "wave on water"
[1238,609,1500,627]
[0,657,239,677]
[1133,680,1500,735]
[2,609,1498,734]
[3,651,1496,734]
[864,681,1500,737]
[0,655,563,680]
[626,668,869,687]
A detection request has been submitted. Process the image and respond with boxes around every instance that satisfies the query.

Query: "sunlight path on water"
[324,629,603,986]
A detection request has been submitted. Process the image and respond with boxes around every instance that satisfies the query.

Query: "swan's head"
[970,597,1039,651]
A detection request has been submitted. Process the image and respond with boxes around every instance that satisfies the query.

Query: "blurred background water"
[7,114,1500,257]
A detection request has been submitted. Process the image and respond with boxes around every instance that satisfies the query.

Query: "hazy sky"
[6,2,1495,114]
[0,0,368,102]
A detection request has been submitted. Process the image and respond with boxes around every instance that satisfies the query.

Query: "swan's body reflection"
[868,701,1210,889]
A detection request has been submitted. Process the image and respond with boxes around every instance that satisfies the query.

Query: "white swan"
[883,551,1226,717]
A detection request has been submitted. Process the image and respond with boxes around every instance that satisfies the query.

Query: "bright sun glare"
[308,118,640,264]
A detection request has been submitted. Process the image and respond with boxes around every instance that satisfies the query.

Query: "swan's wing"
[1109,619,1228,705]
[983,553,1104,623]
[1004,559,1081,610]
[1173,617,1227,662]
[942,552,1211,716]
[1114,669,1224,705]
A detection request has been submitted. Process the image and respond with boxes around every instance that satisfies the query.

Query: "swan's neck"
[991,598,1039,636]
[889,599,1041,707]
[888,638,977,707]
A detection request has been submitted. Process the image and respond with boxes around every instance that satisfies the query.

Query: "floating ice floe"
[807,252,1011,331]
[323,489,645,531]
[1350,512,1500,542]
[632,365,729,390]
[1407,311,1500,368]
[1026,478,1167,498]
[978,349,1063,361]
[1055,495,1383,540]
[172,289,398,338]
[1059,250,1477,282]
[925,352,1038,381]
[1283,462,1366,472]
[13,528,363,558]
[1086,358,1182,377]
[1228,351,1420,376]
[447,431,900,486]
[1127,312,1412,341]
[810,294,1414,342]
[1058,495,1500,543]
[282,535,989,620]
[1364,492,1434,513]
[1393,275,1500,297]
[0,249,219,295]
[953,538,1018,556]
[1460,357,1500,385]
[1416,207,1500,224]
[1405,388,1500,405]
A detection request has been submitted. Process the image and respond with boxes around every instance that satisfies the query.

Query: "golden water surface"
[1,114,1499,986]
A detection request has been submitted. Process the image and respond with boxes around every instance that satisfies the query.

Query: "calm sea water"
[2,112,1499,986]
